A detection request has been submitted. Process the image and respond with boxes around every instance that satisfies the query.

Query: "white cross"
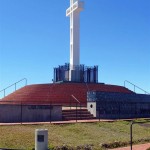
[66,0,84,81]
[66,0,84,17]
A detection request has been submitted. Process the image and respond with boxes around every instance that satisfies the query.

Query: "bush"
[53,144,73,150]
[101,141,129,149]
[49,144,94,150]
[76,144,93,150]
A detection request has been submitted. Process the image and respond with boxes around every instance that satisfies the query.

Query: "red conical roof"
[0,82,133,105]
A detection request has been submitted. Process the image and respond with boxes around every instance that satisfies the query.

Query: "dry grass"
[0,120,150,149]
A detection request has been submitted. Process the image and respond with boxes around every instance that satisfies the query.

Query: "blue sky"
[0,0,150,96]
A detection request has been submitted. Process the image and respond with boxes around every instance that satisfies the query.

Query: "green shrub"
[101,141,129,149]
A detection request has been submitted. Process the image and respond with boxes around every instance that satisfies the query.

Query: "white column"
[66,0,84,81]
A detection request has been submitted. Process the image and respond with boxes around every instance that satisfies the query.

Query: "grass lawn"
[0,120,150,149]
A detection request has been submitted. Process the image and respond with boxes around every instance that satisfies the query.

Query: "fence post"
[70,96,72,110]
[49,103,51,123]
[119,103,121,120]
[99,105,100,122]
[21,102,22,124]
[80,103,81,120]
[76,103,77,122]
[130,121,134,150]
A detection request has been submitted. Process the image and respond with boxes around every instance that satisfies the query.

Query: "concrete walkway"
[109,143,150,150]
[0,119,115,126]
[1,118,149,126]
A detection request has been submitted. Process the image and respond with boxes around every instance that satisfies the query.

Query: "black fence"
[0,100,88,123]
[1,90,150,123]
[87,91,150,119]
[96,101,150,119]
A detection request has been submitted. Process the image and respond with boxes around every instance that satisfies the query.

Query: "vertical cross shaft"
[66,0,84,81]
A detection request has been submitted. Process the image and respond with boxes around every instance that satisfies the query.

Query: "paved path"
[0,119,115,126]
[109,143,150,150]
[1,118,150,126]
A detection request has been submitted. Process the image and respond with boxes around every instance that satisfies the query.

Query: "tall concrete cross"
[66,0,84,81]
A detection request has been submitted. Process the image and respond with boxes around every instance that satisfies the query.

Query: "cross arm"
[66,1,84,17]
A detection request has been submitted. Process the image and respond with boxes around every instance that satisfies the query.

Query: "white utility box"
[35,129,48,150]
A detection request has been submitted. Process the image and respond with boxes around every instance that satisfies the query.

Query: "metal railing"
[70,95,82,122]
[0,78,27,98]
[124,80,149,94]
[71,95,80,104]
[130,120,150,150]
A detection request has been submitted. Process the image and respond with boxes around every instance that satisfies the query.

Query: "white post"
[66,0,84,81]
[35,129,48,150]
